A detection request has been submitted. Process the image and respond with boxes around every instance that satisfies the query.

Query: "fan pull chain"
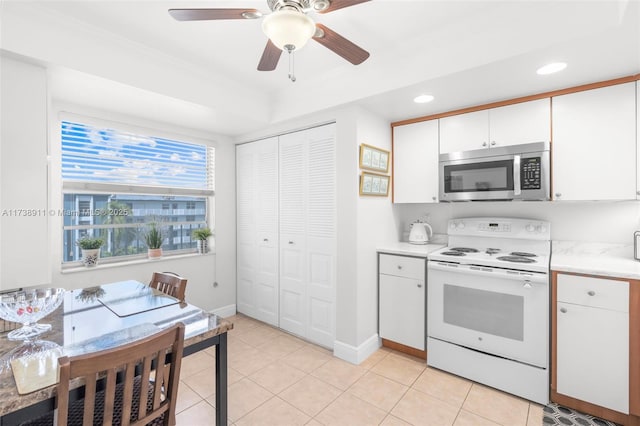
[285,45,296,82]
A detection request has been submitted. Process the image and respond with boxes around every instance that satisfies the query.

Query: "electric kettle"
[409,222,433,245]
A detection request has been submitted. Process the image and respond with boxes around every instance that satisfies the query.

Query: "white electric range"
[427,217,551,404]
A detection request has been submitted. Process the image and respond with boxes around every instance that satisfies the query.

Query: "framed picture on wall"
[360,172,390,197]
[359,143,390,173]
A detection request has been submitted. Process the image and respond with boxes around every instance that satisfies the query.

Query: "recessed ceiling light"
[414,94,434,104]
[536,62,567,75]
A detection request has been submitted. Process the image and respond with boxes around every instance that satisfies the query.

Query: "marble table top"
[0,281,233,418]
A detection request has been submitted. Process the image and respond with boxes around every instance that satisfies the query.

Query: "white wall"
[354,108,396,345]
[393,201,640,246]
[0,54,51,288]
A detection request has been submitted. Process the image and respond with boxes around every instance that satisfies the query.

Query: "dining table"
[0,280,233,426]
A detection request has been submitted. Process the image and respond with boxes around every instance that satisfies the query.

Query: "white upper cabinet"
[439,109,488,153]
[393,120,439,203]
[489,99,551,147]
[552,82,636,201]
[439,99,551,154]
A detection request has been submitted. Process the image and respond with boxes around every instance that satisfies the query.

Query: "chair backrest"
[56,323,185,426]
[149,272,187,302]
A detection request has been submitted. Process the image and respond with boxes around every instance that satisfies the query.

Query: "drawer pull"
[417,283,422,288]
[263,238,269,242]
[587,291,596,296]
[560,307,568,313]
[397,265,403,270]
[288,241,294,245]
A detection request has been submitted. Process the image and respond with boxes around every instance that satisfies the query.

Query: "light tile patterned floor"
[175,314,544,426]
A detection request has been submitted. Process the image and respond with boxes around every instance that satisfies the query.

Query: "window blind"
[61,121,214,193]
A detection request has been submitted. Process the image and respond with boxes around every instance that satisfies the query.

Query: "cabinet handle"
[637,190,640,196]
[263,238,269,242]
[491,141,496,146]
[432,196,436,201]
[555,193,562,198]
[587,290,596,296]
[288,241,294,245]
[560,307,568,313]
[417,283,422,288]
[482,142,487,147]
[397,265,403,270]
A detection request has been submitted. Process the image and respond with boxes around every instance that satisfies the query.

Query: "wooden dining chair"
[149,272,187,302]
[23,323,185,426]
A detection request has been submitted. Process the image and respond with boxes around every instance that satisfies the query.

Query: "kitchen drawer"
[557,273,629,312]
[379,254,425,280]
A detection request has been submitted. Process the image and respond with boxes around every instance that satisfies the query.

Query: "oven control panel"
[448,218,550,240]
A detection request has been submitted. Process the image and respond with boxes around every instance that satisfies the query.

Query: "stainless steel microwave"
[439,142,550,201]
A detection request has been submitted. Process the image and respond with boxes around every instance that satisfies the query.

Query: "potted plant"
[76,236,104,267]
[144,222,164,259]
[192,227,213,254]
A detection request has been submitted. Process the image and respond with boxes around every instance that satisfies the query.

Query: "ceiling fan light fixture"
[262,9,316,51]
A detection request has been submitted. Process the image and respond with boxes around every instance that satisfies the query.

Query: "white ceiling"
[2,0,639,138]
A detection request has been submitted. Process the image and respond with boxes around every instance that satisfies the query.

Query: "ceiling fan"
[169,0,371,75]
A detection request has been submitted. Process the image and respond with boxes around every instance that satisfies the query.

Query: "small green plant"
[144,222,164,249]
[192,227,213,241]
[76,236,104,250]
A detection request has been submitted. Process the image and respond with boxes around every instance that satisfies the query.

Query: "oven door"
[427,261,549,368]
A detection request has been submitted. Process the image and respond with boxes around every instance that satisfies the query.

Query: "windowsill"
[61,251,215,274]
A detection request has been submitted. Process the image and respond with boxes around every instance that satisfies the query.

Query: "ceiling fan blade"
[257,40,282,71]
[313,24,369,65]
[318,0,371,14]
[168,9,260,21]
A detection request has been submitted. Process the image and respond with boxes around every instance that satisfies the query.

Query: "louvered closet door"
[254,138,279,326]
[236,138,279,325]
[279,124,336,347]
[236,143,257,318]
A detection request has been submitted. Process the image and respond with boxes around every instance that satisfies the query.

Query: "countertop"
[551,241,640,280]
[377,241,446,258]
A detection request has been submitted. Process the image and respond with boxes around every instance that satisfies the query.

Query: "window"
[61,120,214,264]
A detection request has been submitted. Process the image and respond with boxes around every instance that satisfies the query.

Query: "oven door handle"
[513,154,521,196]
[428,261,548,284]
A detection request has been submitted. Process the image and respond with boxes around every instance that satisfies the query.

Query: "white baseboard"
[333,334,381,365]
[210,304,236,318]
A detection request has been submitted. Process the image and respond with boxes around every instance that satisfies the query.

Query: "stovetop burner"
[485,248,501,255]
[497,256,537,264]
[450,247,479,253]
[510,252,537,257]
[441,251,467,256]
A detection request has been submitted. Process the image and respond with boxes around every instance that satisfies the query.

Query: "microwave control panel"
[520,157,541,190]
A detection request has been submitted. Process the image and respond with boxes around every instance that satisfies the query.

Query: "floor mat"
[543,403,619,426]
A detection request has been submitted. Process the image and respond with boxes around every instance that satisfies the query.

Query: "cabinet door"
[557,301,629,413]
[439,110,489,154]
[379,273,425,350]
[393,120,439,203]
[489,99,550,148]
[552,82,636,201]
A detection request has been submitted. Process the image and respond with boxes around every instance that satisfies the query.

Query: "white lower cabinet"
[379,254,426,351]
[556,273,629,414]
